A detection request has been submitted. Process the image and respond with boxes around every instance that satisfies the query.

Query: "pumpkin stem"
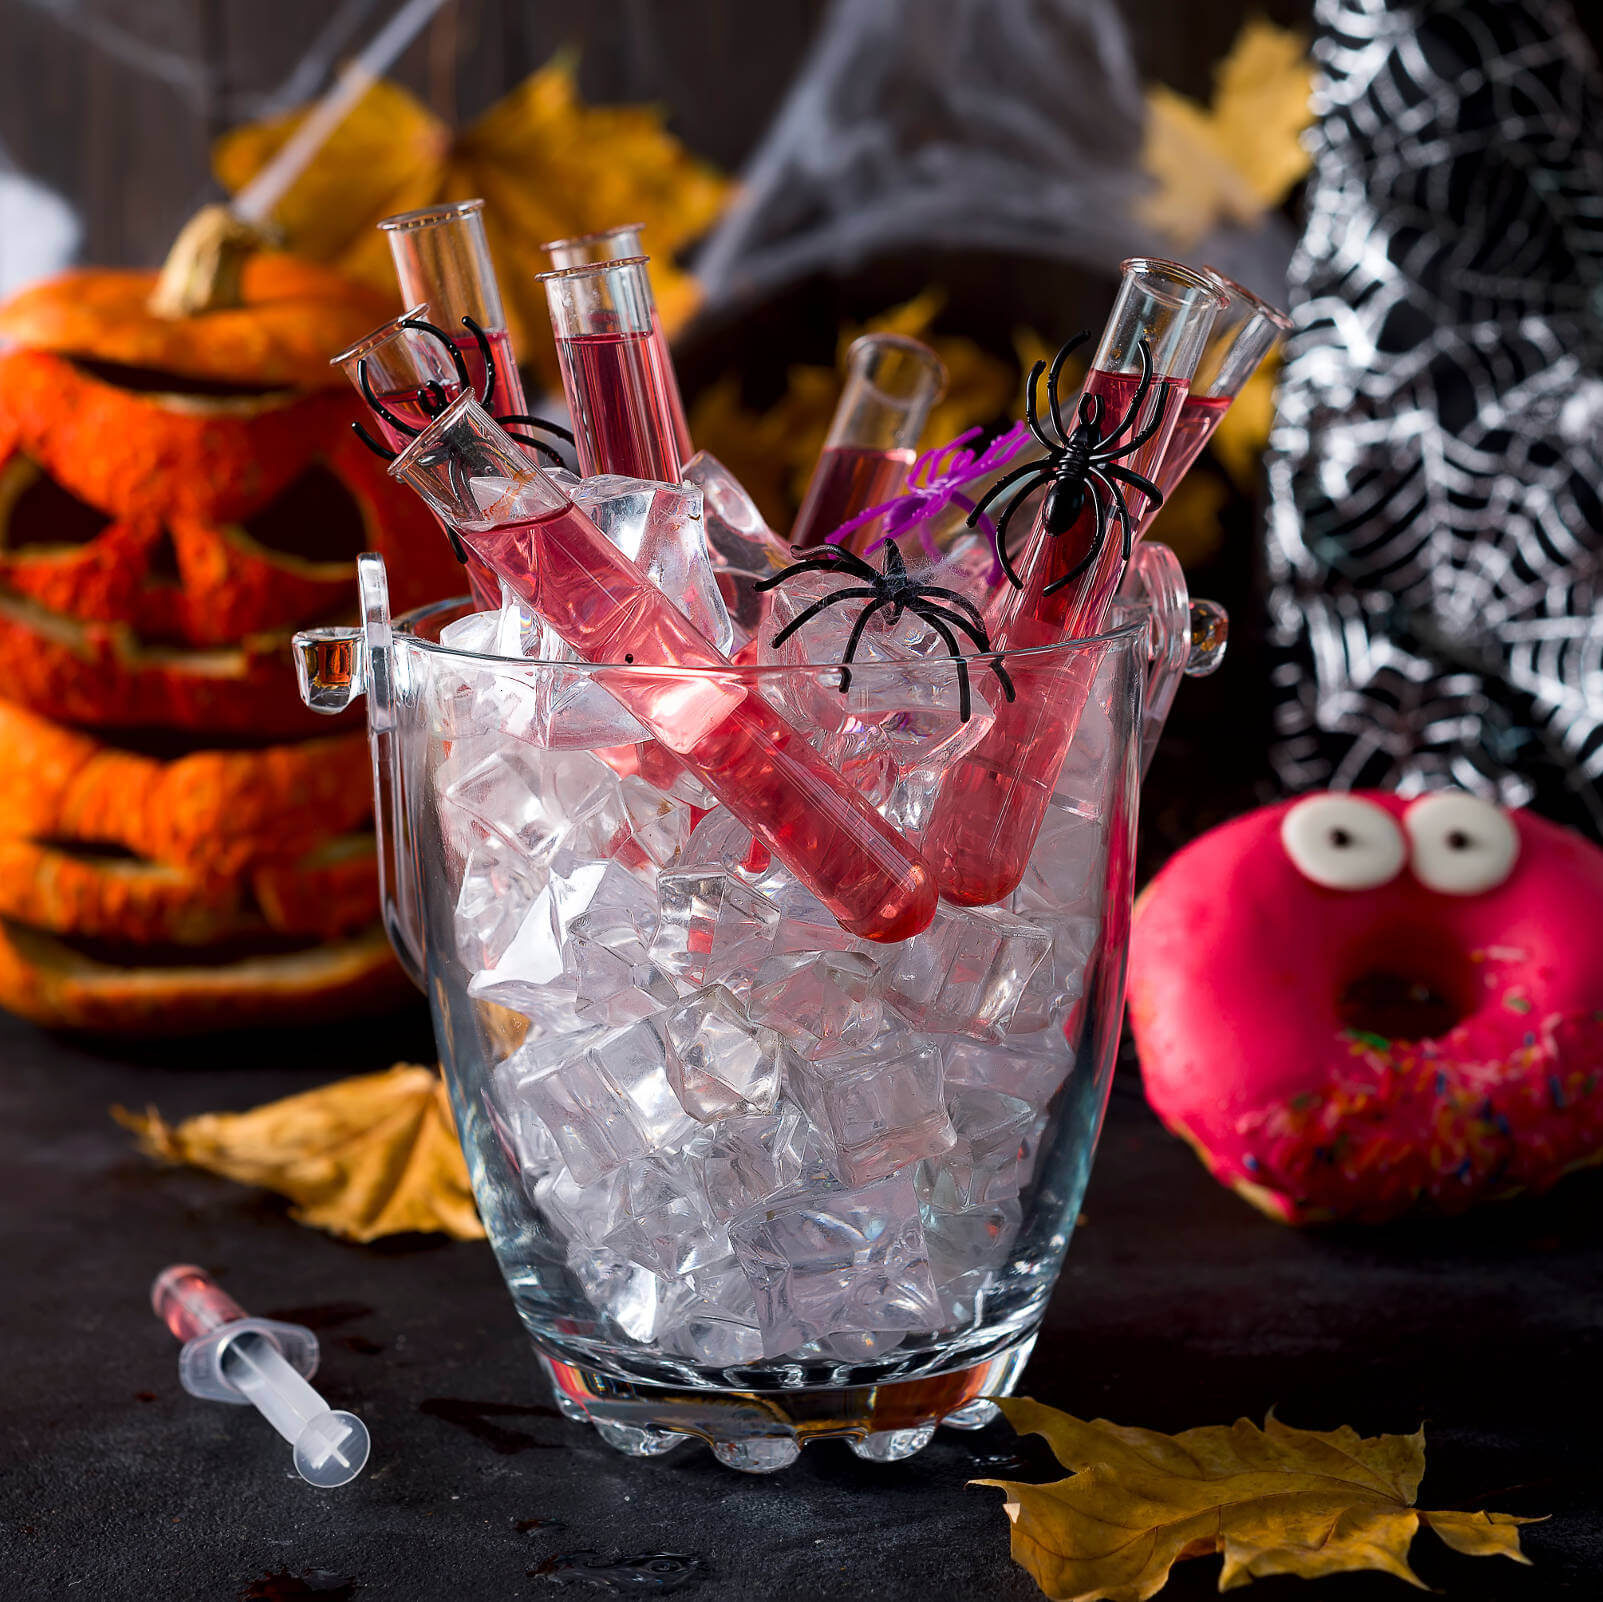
[148,205,269,318]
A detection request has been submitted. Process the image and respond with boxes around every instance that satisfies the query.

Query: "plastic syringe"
[151,1264,371,1488]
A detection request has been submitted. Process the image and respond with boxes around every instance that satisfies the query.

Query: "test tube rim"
[842,332,950,406]
[1116,256,1230,311]
[384,387,499,482]
[541,221,647,253]
[532,254,653,284]
[329,302,434,370]
[378,198,487,232]
[1201,266,1295,332]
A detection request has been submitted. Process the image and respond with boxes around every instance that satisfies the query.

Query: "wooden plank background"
[0,0,1317,271]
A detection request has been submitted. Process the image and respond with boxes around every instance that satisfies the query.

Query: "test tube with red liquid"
[542,224,694,467]
[331,306,503,610]
[389,393,937,944]
[381,199,529,420]
[539,256,685,484]
[1150,268,1291,498]
[790,334,947,550]
[923,259,1223,907]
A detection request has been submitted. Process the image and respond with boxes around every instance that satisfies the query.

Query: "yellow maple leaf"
[689,289,1027,533]
[114,1065,483,1243]
[213,57,731,388]
[1140,20,1315,247]
[978,1399,1539,1602]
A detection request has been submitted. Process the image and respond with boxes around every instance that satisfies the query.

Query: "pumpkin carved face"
[0,244,459,733]
[0,700,402,1032]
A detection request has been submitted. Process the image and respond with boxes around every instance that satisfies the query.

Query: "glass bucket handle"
[291,554,426,991]
[1121,542,1229,776]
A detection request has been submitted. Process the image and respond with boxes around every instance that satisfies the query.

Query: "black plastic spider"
[967,332,1168,596]
[350,313,574,468]
[753,542,1015,723]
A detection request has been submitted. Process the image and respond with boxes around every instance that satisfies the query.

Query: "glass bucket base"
[538,1337,1033,1472]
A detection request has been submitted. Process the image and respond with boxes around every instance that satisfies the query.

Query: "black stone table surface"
[3,1003,1600,1602]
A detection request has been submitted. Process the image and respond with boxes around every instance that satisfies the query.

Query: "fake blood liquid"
[1153,391,1232,497]
[556,329,684,484]
[462,501,936,943]
[790,444,917,549]
[923,369,1188,906]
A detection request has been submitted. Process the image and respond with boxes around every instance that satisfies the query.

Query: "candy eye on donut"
[1404,792,1519,895]
[1280,795,1406,890]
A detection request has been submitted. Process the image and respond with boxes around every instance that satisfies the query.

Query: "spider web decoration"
[1264,0,1603,832]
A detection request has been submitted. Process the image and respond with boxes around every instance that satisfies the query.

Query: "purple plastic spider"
[822,421,1033,566]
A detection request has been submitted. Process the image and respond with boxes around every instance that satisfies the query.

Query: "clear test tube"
[1152,268,1292,496]
[388,394,936,943]
[538,256,684,484]
[380,199,530,419]
[922,258,1222,907]
[541,223,694,465]
[330,307,500,609]
[790,334,948,549]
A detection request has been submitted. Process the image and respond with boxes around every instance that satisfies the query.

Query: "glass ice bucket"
[294,543,1224,1471]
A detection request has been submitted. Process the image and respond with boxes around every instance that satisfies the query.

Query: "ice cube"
[662,984,794,1119]
[485,1064,563,1191]
[681,451,791,641]
[685,1104,812,1220]
[503,1018,695,1185]
[728,1170,942,1357]
[571,474,733,653]
[769,881,857,955]
[918,1088,1035,1210]
[568,1243,661,1343]
[1018,798,1105,907]
[438,608,504,655]
[792,1032,954,1184]
[680,807,772,880]
[612,776,692,870]
[943,1031,1071,1108]
[656,1256,764,1367]
[881,903,1052,1039]
[453,831,542,971]
[1002,912,1098,1036]
[565,934,680,1027]
[603,1154,730,1279]
[650,870,780,986]
[819,1330,905,1362]
[535,1162,628,1248]
[921,1196,1021,1325]
[747,951,884,1053]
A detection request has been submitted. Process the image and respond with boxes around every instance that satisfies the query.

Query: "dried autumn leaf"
[978,1398,1539,1602]
[689,289,1027,532]
[1140,20,1315,247]
[115,1064,483,1243]
[214,57,731,386]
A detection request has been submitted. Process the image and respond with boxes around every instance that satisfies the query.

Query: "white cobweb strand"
[692,0,1294,308]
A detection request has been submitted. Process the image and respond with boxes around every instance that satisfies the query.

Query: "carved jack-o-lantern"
[0,700,403,1032]
[0,213,459,734]
[0,213,448,1028]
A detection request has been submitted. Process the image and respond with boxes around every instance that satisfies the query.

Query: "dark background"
[4,3,1603,1598]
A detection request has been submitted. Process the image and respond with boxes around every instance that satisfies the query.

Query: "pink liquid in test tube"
[539,256,684,484]
[790,333,946,550]
[543,224,694,466]
[391,395,937,944]
[1149,268,1292,501]
[923,259,1225,907]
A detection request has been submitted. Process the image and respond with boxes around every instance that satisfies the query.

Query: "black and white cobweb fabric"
[1265,0,1603,832]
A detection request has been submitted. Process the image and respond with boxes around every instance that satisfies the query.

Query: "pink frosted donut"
[1128,790,1603,1223]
